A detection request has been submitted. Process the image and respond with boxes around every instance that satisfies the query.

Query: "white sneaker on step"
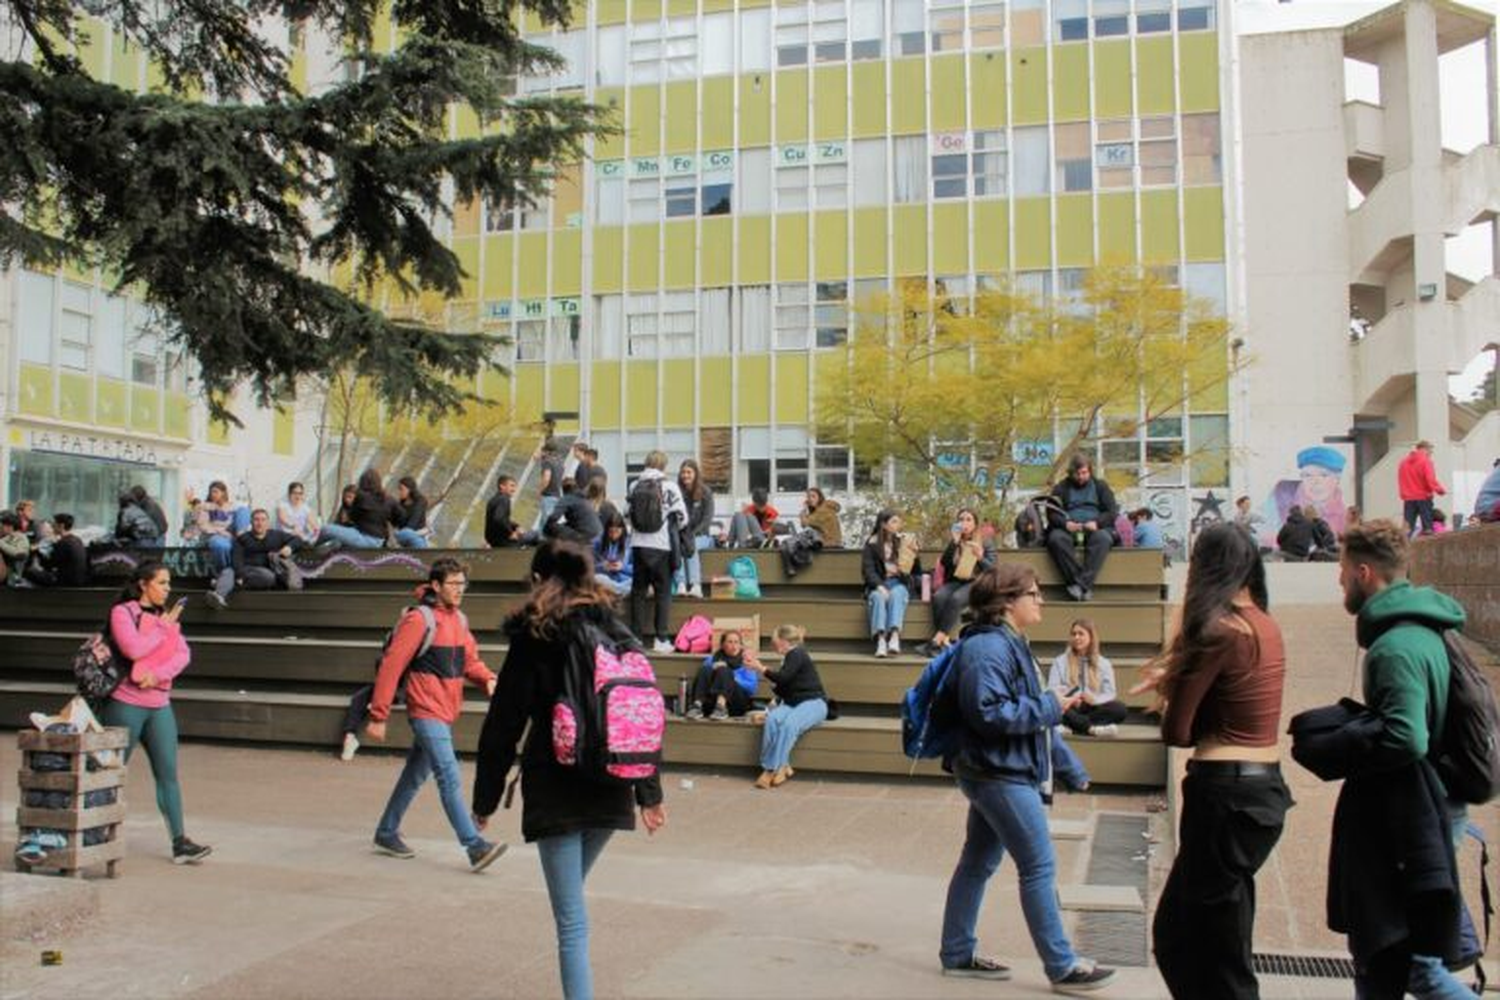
[340,732,360,761]
[653,639,675,654]
[874,635,889,658]
[1087,724,1119,738]
[888,634,901,655]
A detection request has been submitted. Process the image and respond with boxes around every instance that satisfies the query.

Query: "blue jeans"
[673,535,713,589]
[393,528,429,548]
[866,579,910,635]
[1393,808,1477,1000]
[206,534,233,572]
[540,496,559,527]
[759,698,827,771]
[941,777,1077,982]
[538,829,615,1000]
[375,718,483,851]
[318,524,385,548]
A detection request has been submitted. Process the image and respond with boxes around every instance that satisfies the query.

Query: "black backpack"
[73,605,141,702]
[1433,631,1500,805]
[628,478,665,533]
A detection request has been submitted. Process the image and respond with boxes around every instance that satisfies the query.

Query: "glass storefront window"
[8,451,174,540]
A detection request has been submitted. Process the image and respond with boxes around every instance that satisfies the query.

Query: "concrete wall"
[1409,523,1500,650]
[1238,29,1361,532]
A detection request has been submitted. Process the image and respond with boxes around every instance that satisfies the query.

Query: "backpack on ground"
[72,606,141,702]
[900,641,965,768]
[674,615,713,654]
[1433,630,1500,805]
[553,621,666,783]
[628,478,666,534]
[727,555,761,599]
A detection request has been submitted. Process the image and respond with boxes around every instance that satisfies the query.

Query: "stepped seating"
[417,438,472,539]
[0,545,1170,786]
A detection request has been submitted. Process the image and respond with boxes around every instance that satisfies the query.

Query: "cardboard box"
[711,614,761,654]
[708,576,737,600]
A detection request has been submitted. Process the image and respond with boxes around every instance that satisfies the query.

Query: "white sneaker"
[874,635,889,658]
[340,732,360,761]
[687,584,704,598]
[653,639,675,654]
[888,633,901,656]
[1087,724,1119,738]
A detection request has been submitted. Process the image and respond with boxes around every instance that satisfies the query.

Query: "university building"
[1,0,1494,549]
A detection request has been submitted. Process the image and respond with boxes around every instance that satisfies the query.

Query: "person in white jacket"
[1045,619,1128,738]
[626,450,688,653]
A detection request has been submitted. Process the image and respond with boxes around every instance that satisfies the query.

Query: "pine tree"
[0,1,609,422]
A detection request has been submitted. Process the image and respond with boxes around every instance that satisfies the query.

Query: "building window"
[700,288,733,354]
[929,1,965,53]
[776,3,810,66]
[661,291,695,356]
[775,455,810,493]
[1093,0,1129,37]
[892,0,925,56]
[852,138,888,206]
[1015,270,1052,299]
[814,162,847,209]
[127,305,160,386]
[1182,113,1222,184]
[740,285,772,352]
[740,148,772,213]
[814,445,854,493]
[1179,1,1216,31]
[1137,0,1172,33]
[776,164,810,212]
[18,271,53,365]
[519,200,548,231]
[550,30,585,90]
[594,295,623,359]
[550,315,580,361]
[970,3,1005,48]
[59,281,92,372]
[815,281,848,347]
[1012,126,1050,196]
[516,320,545,362]
[626,294,659,358]
[595,174,624,225]
[1096,119,1134,189]
[933,146,968,199]
[665,183,697,218]
[973,130,1008,196]
[628,177,660,223]
[702,181,732,215]
[1055,122,1092,192]
[850,0,883,59]
[1054,0,1088,41]
[1013,0,1047,45]
[596,24,626,86]
[741,8,772,72]
[893,135,927,203]
[664,16,697,79]
[97,295,126,378]
[702,12,733,76]
[774,283,811,350]
[483,197,514,232]
[1140,116,1177,186]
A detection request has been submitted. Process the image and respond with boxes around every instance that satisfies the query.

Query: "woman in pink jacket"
[104,561,211,864]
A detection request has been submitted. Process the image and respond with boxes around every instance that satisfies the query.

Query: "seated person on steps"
[592,511,634,596]
[206,508,302,609]
[861,509,921,658]
[779,487,842,577]
[1046,619,1127,738]
[686,629,758,721]
[923,508,996,655]
[483,475,538,548]
[745,624,828,789]
[1044,453,1120,602]
[724,488,779,548]
[543,477,604,545]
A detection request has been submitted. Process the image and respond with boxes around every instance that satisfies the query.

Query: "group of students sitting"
[0,502,90,588]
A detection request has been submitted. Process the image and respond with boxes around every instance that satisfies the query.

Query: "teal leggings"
[102,700,185,840]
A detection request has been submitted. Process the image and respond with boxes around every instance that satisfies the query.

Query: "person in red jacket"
[1396,440,1447,536]
[366,557,505,871]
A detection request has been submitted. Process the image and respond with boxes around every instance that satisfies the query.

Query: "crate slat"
[17,768,125,793]
[17,801,128,831]
[17,728,130,753]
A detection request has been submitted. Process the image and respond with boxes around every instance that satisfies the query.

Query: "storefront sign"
[28,430,160,466]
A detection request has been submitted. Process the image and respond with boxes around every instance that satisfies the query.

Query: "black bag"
[628,478,666,533]
[72,606,138,701]
[1433,631,1500,805]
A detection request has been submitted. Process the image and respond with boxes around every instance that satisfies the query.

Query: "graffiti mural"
[1259,445,1349,548]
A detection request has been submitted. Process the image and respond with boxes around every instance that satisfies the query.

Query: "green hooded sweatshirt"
[1356,579,1465,771]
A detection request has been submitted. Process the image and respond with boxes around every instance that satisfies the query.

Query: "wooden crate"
[15,728,128,879]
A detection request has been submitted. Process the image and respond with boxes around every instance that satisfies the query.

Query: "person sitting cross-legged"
[685,629,758,721]
[206,508,302,609]
[592,512,634,597]
[1044,453,1120,602]
[1047,619,1127,739]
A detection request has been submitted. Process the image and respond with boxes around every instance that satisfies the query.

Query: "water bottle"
[1074,529,1084,548]
[677,676,689,716]
[920,572,932,603]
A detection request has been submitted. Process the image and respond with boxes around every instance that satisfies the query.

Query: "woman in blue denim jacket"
[938,563,1116,994]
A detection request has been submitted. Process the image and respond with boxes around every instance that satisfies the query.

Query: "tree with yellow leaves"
[815,267,1239,508]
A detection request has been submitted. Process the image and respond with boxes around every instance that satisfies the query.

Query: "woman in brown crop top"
[1134,523,1293,1000]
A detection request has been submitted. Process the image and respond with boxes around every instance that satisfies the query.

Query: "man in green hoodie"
[1337,518,1470,999]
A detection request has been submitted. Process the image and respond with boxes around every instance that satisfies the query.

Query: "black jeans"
[1061,699,1128,735]
[630,547,673,641]
[1154,762,1293,1000]
[690,664,751,716]
[931,582,973,636]
[1045,527,1114,590]
[1403,499,1435,535]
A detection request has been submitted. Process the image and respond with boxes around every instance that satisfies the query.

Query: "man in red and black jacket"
[366,557,505,871]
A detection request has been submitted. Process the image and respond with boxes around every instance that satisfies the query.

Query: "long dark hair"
[867,508,899,553]
[358,467,385,498]
[678,459,705,502]
[116,560,168,609]
[398,475,424,506]
[1152,523,1268,700]
[518,540,615,639]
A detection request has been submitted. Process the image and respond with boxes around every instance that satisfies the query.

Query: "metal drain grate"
[1073,814,1150,967]
[1252,953,1357,979]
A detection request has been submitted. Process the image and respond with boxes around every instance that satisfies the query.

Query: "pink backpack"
[674,615,713,654]
[553,622,666,783]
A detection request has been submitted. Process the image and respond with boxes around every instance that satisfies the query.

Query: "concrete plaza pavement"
[1,564,1496,999]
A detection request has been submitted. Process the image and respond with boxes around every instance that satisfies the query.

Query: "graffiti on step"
[91,547,432,580]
